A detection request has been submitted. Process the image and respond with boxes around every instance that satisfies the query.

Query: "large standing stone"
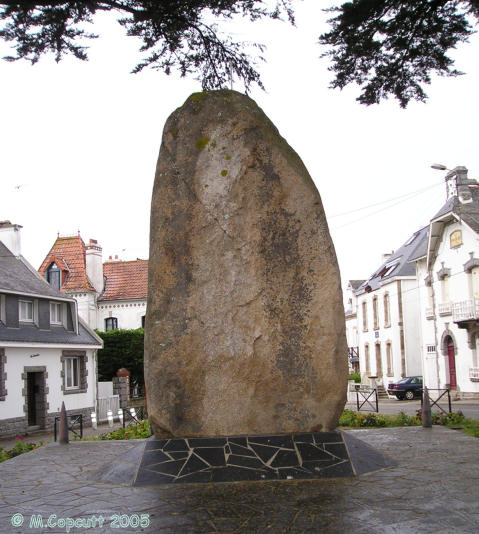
[145,90,347,438]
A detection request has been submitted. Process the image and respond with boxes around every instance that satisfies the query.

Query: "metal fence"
[53,414,83,441]
[421,388,452,414]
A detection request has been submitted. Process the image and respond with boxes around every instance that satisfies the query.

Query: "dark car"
[387,376,423,400]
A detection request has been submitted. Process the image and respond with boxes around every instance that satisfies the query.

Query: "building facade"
[347,166,479,398]
[0,222,102,438]
[353,230,426,388]
[39,235,147,332]
[414,167,479,397]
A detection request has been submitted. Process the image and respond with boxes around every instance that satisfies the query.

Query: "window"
[364,344,370,374]
[441,276,450,302]
[105,317,118,331]
[375,343,382,376]
[61,351,87,394]
[362,301,368,331]
[141,315,145,328]
[46,263,61,290]
[383,293,390,327]
[386,342,393,376]
[19,300,33,322]
[50,302,62,325]
[373,296,379,330]
[65,357,80,389]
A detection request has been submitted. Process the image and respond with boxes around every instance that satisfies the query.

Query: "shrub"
[0,438,45,463]
[99,420,152,440]
[348,372,361,383]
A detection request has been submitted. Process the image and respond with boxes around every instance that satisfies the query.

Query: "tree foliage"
[319,0,479,107]
[0,1,293,93]
[0,1,478,106]
[96,328,144,390]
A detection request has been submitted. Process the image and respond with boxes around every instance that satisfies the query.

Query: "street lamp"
[431,163,448,171]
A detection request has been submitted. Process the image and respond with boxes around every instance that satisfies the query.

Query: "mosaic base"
[93,430,396,486]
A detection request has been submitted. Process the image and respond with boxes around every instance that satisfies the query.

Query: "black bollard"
[422,386,432,428]
[58,401,69,444]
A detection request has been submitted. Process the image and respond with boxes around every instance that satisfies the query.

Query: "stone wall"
[0,406,94,439]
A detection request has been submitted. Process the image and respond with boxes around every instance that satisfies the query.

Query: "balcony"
[425,307,434,320]
[452,298,479,323]
[438,302,452,316]
[470,368,479,381]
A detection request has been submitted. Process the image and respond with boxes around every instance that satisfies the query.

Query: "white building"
[344,280,364,372]
[38,235,147,332]
[0,222,102,438]
[354,230,426,389]
[414,166,479,398]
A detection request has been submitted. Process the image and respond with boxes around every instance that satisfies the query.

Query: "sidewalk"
[0,426,478,533]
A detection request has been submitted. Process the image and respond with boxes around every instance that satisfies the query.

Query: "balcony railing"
[452,298,479,323]
[469,367,479,381]
[438,302,452,316]
[425,307,434,320]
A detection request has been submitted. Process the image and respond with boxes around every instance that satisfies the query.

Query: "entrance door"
[27,372,44,427]
[447,339,457,390]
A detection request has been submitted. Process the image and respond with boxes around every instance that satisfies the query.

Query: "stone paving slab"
[0,427,478,533]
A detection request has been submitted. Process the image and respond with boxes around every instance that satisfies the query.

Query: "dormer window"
[19,299,33,322]
[46,263,61,290]
[50,302,62,325]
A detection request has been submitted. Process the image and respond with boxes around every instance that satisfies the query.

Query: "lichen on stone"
[196,136,210,150]
[221,170,228,177]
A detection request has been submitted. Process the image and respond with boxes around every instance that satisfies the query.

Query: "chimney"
[0,220,22,256]
[85,238,103,293]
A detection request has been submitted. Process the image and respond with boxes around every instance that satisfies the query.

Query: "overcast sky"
[1,1,478,288]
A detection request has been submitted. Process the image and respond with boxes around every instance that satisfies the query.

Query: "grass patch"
[340,408,479,438]
[339,409,420,428]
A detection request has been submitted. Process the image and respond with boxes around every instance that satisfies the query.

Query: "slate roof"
[0,241,101,346]
[99,260,148,302]
[38,235,96,292]
[349,280,365,290]
[0,321,101,345]
[356,226,429,294]
[431,182,479,234]
[0,241,69,299]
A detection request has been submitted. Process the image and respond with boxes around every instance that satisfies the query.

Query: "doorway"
[26,371,46,428]
[445,336,457,390]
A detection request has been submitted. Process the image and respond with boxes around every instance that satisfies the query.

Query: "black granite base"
[92,430,396,486]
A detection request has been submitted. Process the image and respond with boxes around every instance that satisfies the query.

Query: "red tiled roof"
[99,259,148,302]
[38,236,96,292]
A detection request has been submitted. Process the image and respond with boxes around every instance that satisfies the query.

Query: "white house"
[38,235,147,332]
[353,229,427,389]
[414,166,479,398]
[0,222,102,438]
[344,280,364,372]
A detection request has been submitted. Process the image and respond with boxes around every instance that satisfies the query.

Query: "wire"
[329,181,444,230]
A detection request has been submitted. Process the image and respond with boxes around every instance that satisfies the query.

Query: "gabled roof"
[348,280,365,290]
[356,226,428,294]
[0,241,73,300]
[38,235,96,292]
[99,259,148,302]
[427,181,479,267]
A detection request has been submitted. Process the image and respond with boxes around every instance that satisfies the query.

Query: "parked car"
[387,376,423,400]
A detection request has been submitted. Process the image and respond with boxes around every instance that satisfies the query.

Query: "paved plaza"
[0,426,478,533]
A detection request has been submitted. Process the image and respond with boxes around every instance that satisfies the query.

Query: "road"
[345,398,479,419]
